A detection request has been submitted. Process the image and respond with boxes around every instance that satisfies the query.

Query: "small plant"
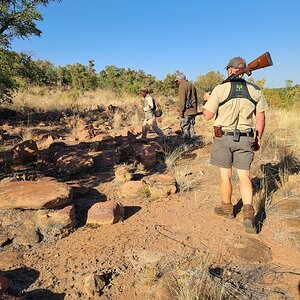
[174,166,203,193]
[165,145,186,170]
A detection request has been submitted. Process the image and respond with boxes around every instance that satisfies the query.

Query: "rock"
[115,165,134,182]
[13,220,39,246]
[0,230,10,247]
[0,181,73,209]
[83,274,106,297]
[118,181,148,199]
[116,141,134,162]
[37,150,55,165]
[0,251,23,269]
[145,174,177,198]
[78,124,96,141]
[0,275,8,294]
[233,237,273,263]
[11,140,39,165]
[86,201,124,226]
[0,177,18,185]
[39,135,54,149]
[0,151,12,165]
[92,150,117,169]
[34,205,76,236]
[282,217,300,229]
[55,150,94,175]
[133,142,164,168]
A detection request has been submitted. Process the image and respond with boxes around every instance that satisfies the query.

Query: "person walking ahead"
[140,87,165,141]
[174,74,198,145]
[203,56,268,234]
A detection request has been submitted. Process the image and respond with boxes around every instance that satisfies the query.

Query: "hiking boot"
[243,204,256,234]
[214,203,234,219]
[243,218,257,234]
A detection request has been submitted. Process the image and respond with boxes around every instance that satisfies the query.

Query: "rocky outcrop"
[11,140,39,165]
[0,181,73,209]
[133,142,164,168]
[145,174,177,198]
[55,150,94,175]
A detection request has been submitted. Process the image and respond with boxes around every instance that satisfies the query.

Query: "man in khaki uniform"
[174,74,198,145]
[140,87,165,141]
[203,56,268,234]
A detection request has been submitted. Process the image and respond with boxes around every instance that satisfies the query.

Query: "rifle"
[223,52,273,83]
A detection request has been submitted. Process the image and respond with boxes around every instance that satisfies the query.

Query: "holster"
[214,126,222,137]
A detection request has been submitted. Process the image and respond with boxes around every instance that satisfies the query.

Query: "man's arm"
[178,84,185,117]
[203,108,215,121]
[255,111,265,146]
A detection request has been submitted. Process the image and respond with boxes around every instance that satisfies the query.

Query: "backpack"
[152,98,163,117]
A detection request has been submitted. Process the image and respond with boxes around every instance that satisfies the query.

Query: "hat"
[174,74,187,82]
[139,87,149,93]
[226,57,246,70]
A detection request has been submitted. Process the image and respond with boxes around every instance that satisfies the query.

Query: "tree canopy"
[0,0,60,48]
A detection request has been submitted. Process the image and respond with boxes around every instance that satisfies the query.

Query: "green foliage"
[0,0,61,48]
[0,49,18,102]
[263,84,300,108]
[194,71,224,99]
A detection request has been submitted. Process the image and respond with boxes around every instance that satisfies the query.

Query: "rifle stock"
[223,52,273,83]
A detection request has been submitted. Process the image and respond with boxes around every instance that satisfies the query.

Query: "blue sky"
[11,0,300,88]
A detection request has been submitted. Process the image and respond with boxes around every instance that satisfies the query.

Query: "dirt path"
[1,144,299,300]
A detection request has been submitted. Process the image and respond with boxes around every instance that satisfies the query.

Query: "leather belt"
[222,131,254,137]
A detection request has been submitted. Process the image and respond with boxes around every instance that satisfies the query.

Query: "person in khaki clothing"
[174,74,198,145]
[203,56,268,234]
[140,87,165,141]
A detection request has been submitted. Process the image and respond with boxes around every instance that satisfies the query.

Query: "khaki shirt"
[204,81,268,131]
[143,94,155,120]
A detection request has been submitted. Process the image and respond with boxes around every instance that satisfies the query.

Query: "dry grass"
[174,166,203,193]
[164,257,282,300]
[165,145,186,170]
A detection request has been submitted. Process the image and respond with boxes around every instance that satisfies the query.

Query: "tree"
[194,71,224,98]
[285,79,293,88]
[0,0,61,48]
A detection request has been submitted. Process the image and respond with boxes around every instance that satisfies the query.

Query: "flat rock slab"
[233,237,273,263]
[0,181,73,209]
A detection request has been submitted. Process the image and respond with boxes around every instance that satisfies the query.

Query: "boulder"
[11,140,39,165]
[0,181,73,209]
[133,142,164,168]
[83,274,106,298]
[55,150,94,175]
[34,205,76,236]
[0,275,8,294]
[86,201,124,226]
[118,181,148,199]
[13,220,40,246]
[0,177,18,185]
[145,174,177,198]
[92,150,117,169]
[116,141,134,162]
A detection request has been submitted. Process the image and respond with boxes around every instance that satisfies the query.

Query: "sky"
[11,0,300,88]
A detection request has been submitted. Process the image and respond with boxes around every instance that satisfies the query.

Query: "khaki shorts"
[210,136,255,170]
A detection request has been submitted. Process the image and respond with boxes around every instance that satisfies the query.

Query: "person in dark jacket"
[175,74,198,145]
